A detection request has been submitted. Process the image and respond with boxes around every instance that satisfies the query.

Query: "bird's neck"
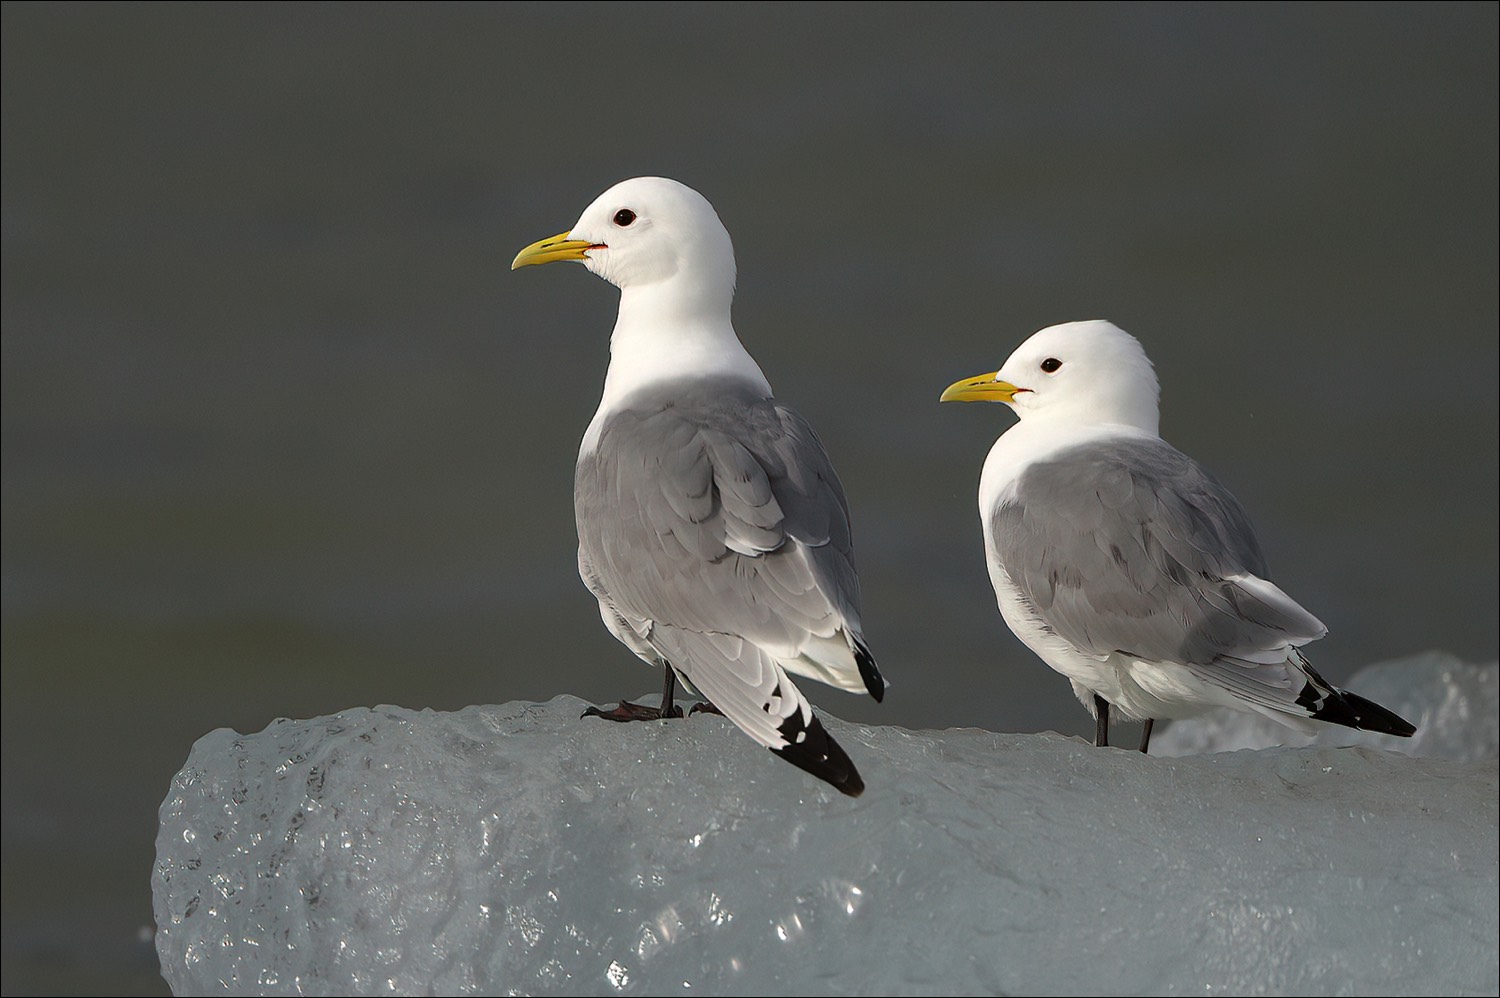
[617,274,730,326]
[597,283,771,414]
[979,418,1156,513]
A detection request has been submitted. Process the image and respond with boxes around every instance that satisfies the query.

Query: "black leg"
[660,667,677,717]
[1094,694,1110,747]
[581,665,686,722]
[1138,718,1154,754]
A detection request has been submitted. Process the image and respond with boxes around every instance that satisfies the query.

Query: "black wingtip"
[855,638,885,703]
[771,711,865,797]
[1313,689,1417,738]
[1294,657,1416,738]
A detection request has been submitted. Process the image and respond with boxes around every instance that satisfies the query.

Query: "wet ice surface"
[153,653,1498,996]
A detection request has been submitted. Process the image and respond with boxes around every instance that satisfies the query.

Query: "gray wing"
[575,379,882,701]
[993,436,1327,671]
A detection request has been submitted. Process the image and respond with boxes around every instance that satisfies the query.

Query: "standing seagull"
[940,320,1415,752]
[511,177,883,796]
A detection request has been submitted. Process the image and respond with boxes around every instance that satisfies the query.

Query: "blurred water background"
[3,5,1495,994]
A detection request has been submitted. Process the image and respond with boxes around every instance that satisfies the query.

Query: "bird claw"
[581,700,684,722]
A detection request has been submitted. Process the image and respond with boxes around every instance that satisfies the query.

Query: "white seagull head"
[512,176,736,309]
[511,176,770,418]
[941,320,1161,434]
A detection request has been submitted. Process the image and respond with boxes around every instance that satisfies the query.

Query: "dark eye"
[1040,357,1062,373]
[613,209,636,227]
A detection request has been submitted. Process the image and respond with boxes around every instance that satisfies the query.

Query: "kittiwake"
[940,319,1416,751]
[512,177,884,796]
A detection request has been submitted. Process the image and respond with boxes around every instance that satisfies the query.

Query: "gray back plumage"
[575,376,865,665]
[993,436,1325,668]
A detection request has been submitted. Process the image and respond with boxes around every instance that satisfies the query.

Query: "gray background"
[3,5,1495,994]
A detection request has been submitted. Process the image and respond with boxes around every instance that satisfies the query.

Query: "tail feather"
[1310,688,1417,738]
[1294,654,1416,737]
[855,636,885,703]
[771,710,865,797]
[660,627,867,795]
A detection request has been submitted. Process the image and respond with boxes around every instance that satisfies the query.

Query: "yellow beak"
[939,372,1023,403]
[511,230,597,270]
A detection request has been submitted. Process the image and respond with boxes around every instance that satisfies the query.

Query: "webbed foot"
[581,700,685,722]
